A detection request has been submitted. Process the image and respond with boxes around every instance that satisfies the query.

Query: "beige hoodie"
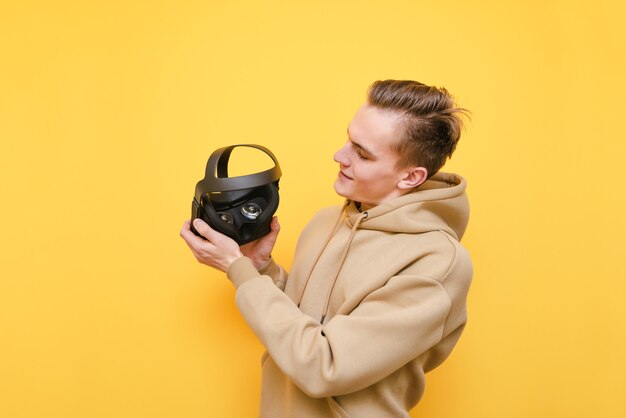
[227,172,473,418]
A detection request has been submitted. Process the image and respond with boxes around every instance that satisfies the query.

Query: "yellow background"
[1,1,625,417]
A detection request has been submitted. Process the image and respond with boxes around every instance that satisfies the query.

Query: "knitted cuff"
[258,257,279,277]
[227,257,260,289]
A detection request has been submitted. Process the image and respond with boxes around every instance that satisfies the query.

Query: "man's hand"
[240,216,280,269]
[180,218,244,272]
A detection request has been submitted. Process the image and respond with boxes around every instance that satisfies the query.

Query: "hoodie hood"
[345,172,470,240]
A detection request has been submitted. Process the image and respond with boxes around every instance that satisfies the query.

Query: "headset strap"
[195,144,281,201]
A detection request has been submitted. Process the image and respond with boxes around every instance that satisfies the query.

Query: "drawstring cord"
[319,210,368,324]
[295,201,350,308]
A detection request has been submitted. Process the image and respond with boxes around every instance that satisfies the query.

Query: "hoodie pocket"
[326,397,351,418]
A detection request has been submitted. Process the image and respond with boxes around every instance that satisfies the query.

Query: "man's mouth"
[339,171,353,180]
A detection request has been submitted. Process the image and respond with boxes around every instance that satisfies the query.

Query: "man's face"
[333,104,411,208]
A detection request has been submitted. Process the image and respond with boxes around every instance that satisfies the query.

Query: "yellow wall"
[1,1,625,417]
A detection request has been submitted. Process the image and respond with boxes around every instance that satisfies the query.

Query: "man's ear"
[398,167,428,189]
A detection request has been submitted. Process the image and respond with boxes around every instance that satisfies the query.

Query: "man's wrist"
[250,256,271,270]
[227,256,261,289]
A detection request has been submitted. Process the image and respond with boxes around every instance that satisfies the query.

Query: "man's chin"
[333,182,349,199]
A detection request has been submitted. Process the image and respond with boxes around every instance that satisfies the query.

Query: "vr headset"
[191,144,281,245]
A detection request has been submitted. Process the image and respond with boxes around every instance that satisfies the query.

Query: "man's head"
[333,79,467,209]
[367,79,468,179]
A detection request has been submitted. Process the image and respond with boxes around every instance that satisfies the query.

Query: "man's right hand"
[240,216,280,269]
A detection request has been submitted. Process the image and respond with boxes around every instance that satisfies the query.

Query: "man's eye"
[348,140,369,160]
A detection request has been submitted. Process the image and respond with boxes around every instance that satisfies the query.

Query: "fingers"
[180,220,208,254]
[266,216,280,239]
[270,216,281,232]
[180,220,217,260]
[180,219,200,243]
[180,218,243,271]
[191,218,242,253]
[190,218,222,242]
[255,216,280,245]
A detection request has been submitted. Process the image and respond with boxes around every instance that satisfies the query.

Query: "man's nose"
[334,143,350,165]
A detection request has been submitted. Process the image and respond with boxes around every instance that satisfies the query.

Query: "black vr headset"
[191,144,281,245]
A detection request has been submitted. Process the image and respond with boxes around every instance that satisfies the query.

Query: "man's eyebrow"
[346,127,376,157]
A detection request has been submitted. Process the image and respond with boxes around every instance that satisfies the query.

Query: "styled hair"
[367,79,469,178]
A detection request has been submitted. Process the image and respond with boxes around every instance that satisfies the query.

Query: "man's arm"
[228,256,469,398]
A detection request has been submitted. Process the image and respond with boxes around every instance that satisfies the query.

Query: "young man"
[180,80,473,417]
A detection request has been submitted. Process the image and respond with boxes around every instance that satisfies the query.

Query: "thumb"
[257,217,280,248]
[193,218,220,241]
[267,216,281,238]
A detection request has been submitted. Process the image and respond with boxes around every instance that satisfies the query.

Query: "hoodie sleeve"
[228,257,458,398]
[229,257,288,290]
[257,257,288,291]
